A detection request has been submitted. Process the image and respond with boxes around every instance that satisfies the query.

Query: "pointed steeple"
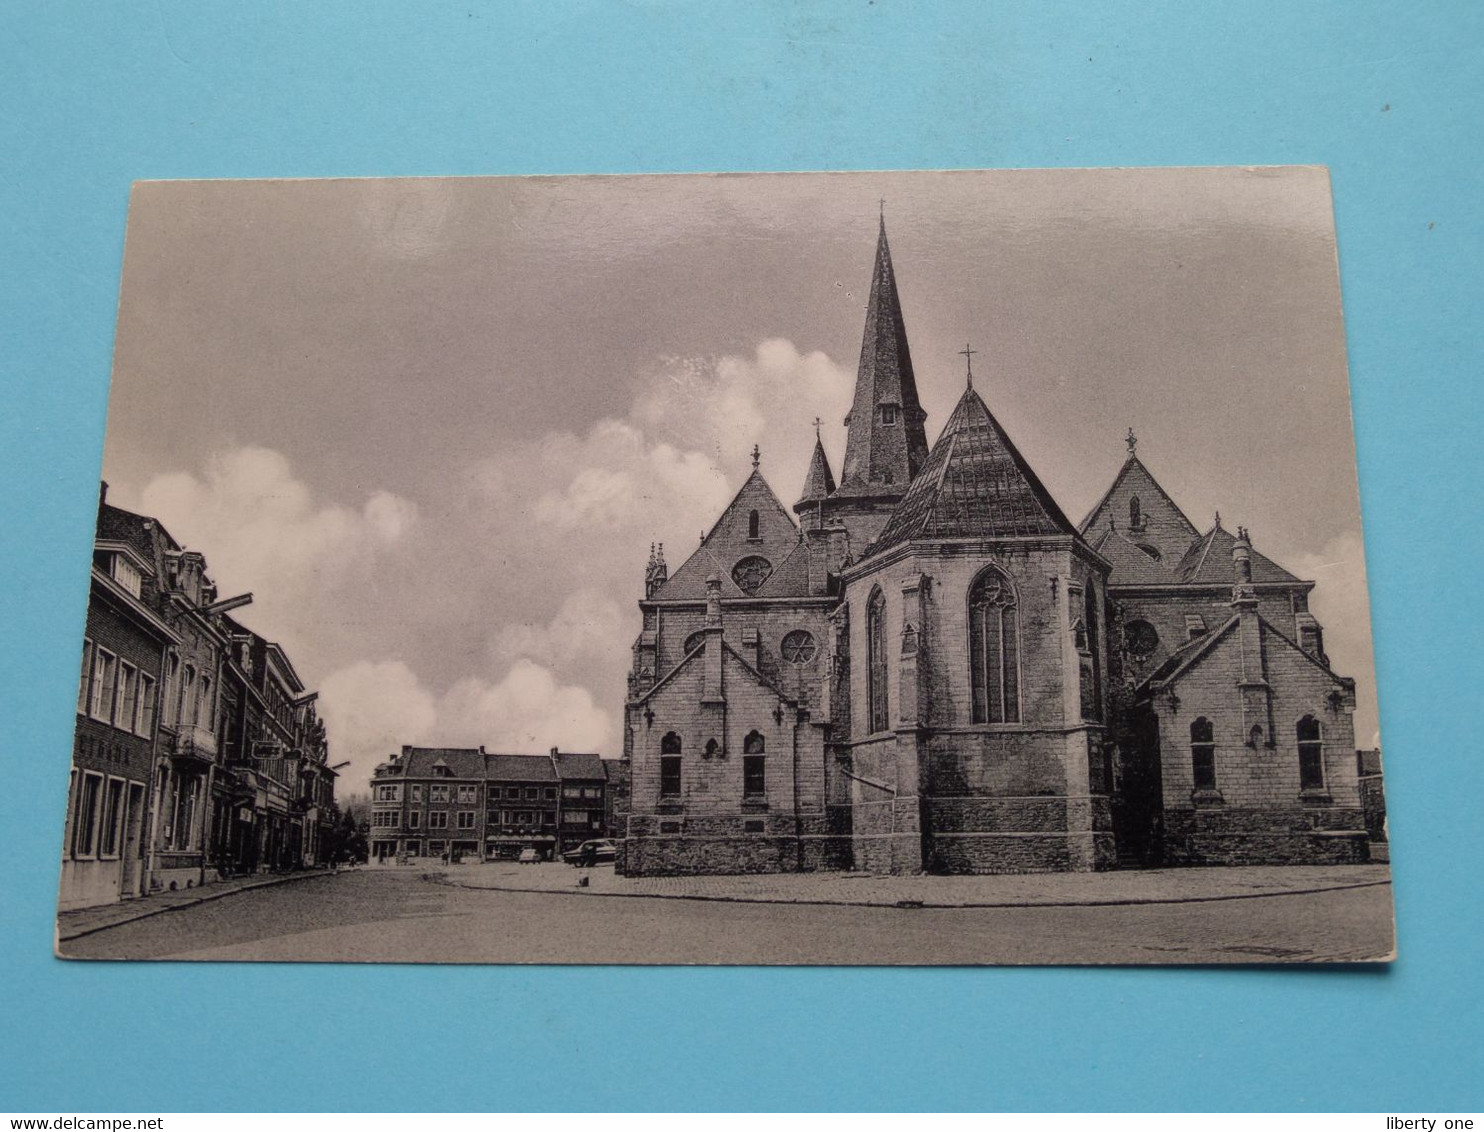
[838,215,929,494]
[796,431,837,508]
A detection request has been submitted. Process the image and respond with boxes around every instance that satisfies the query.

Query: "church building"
[615,216,1370,875]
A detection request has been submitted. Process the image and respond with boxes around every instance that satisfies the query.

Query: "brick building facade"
[616,216,1374,876]
[368,747,612,862]
[61,487,337,911]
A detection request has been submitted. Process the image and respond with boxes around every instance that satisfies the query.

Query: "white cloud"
[318,656,612,790]
[492,588,630,674]
[135,446,416,603]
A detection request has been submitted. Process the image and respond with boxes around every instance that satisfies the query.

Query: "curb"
[426,873,1393,912]
[56,870,339,944]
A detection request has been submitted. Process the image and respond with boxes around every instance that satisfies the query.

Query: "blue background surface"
[2,1,1480,1112]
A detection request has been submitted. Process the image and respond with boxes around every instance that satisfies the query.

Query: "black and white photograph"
[57,166,1393,965]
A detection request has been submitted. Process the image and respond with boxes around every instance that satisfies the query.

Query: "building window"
[581,787,601,800]
[507,787,522,800]
[182,665,199,727]
[99,778,125,858]
[968,568,1019,724]
[411,784,423,803]
[1129,495,1143,529]
[743,820,765,834]
[544,788,557,801]
[90,648,116,723]
[1298,715,1325,791]
[1185,615,1207,641]
[879,404,898,425]
[116,662,138,733]
[781,629,817,665]
[732,555,773,595]
[198,675,213,730]
[137,674,157,737]
[374,784,402,802]
[867,587,889,733]
[408,811,421,829]
[457,785,477,804]
[743,731,765,796]
[1125,621,1160,658]
[659,821,681,834]
[73,772,103,858]
[428,812,448,829]
[1135,543,1162,562]
[684,630,707,655]
[1190,717,1217,791]
[112,554,144,598]
[563,786,582,799]
[457,811,475,829]
[78,640,93,715]
[525,787,538,800]
[660,732,682,797]
[747,509,760,540]
[430,784,450,803]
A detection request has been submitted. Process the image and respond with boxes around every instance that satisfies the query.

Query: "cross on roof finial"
[1126,427,1138,456]
[751,443,760,470]
[813,416,822,439]
[879,197,886,221]
[959,343,978,390]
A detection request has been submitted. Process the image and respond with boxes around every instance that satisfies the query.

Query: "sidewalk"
[430,860,1391,909]
[56,868,339,942]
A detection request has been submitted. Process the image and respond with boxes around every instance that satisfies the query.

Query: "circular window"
[781,630,817,665]
[683,630,707,655]
[1125,620,1160,657]
[731,555,773,594]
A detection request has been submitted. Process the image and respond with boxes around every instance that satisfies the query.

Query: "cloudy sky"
[100,167,1379,791]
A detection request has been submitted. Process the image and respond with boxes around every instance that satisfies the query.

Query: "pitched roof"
[795,435,837,507]
[553,752,608,780]
[1174,524,1301,586]
[484,752,558,782]
[398,747,487,778]
[838,217,930,492]
[1087,526,1180,586]
[1139,611,1350,693]
[649,468,807,600]
[867,384,1078,557]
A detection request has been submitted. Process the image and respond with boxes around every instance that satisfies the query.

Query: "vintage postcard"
[57,167,1393,964]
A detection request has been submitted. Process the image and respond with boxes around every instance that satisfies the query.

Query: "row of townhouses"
[368,746,612,862]
[61,483,339,911]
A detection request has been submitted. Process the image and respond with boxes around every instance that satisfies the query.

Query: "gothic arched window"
[867,587,889,733]
[1129,495,1143,529]
[1297,715,1324,791]
[684,630,706,655]
[969,567,1020,724]
[1084,585,1102,721]
[743,730,765,796]
[747,509,760,540]
[1190,717,1216,791]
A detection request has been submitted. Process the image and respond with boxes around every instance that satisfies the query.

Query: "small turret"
[644,542,668,598]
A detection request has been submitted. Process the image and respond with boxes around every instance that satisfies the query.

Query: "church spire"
[838,214,929,494]
[796,426,837,509]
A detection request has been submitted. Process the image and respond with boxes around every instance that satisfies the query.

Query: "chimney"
[98,481,109,512]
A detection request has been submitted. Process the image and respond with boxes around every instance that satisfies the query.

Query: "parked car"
[561,839,617,866]
[517,847,540,864]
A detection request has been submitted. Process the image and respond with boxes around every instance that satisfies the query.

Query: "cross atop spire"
[1126,427,1138,457]
[751,443,761,470]
[959,342,978,390]
[813,416,822,439]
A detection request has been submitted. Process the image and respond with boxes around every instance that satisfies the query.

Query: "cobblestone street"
[60,862,1395,965]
